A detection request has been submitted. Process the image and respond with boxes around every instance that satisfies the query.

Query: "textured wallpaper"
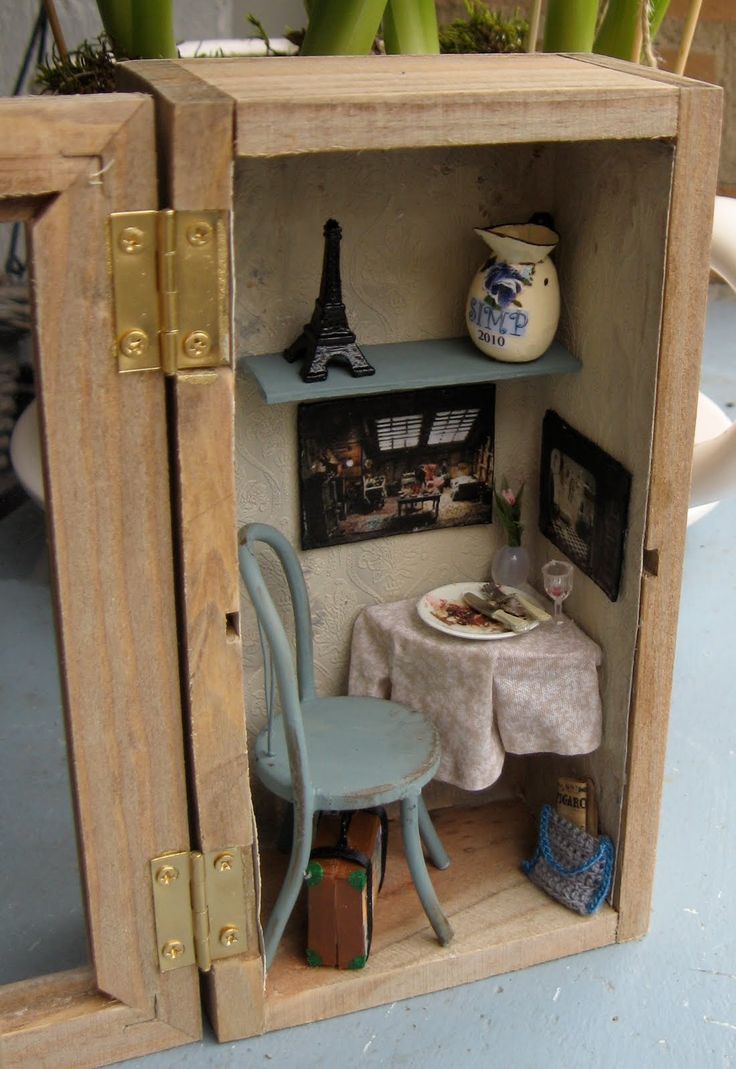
[233,145,547,740]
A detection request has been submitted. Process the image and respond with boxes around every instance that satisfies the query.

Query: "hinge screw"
[155,864,179,886]
[219,926,240,948]
[119,226,145,254]
[214,853,234,873]
[186,221,212,247]
[162,940,186,961]
[119,329,149,359]
[183,330,211,360]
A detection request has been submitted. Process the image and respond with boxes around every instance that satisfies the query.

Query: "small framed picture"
[539,411,631,601]
[297,384,495,550]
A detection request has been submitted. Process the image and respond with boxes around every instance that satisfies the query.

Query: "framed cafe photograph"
[297,385,495,550]
[539,410,632,601]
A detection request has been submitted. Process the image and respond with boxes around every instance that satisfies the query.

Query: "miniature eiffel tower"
[284,218,375,383]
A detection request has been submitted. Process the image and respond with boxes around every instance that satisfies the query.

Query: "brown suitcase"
[305,810,386,969]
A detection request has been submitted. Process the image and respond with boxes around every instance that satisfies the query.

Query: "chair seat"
[254,695,441,810]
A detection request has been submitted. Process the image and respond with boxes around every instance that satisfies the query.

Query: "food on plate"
[428,597,505,631]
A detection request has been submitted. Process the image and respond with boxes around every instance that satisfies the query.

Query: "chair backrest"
[238,523,316,790]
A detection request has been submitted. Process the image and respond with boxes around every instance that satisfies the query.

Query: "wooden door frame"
[0,96,201,1069]
[115,62,267,1042]
[568,58,722,940]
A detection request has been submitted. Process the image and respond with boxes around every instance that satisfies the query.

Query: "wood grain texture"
[261,803,616,1033]
[123,55,680,159]
[116,61,234,209]
[568,51,717,88]
[0,94,201,1067]
[0,95,153,162]
[160,54,682,157]
[615,82,723,941]
[172,368,265,1038]
[0,970,194,1069]
[138,58,266,1036]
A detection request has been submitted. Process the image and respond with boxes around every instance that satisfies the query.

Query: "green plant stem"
[383,0,439,55]
[527,0,543,50]
[543,0,599,51]
[96,0,133,57]
[649,0,672,39]
[301,0,387,55]
[594,0,643,60]
[129,0,175,59]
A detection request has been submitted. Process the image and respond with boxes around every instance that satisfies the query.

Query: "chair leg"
[400,795,454,946]
[262,798,314,969]
[418,794,451,870]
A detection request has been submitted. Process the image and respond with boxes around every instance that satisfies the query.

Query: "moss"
[37,37,117,95]
[439,1,528,54]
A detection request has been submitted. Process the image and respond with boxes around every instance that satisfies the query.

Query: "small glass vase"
[491,544,530,589]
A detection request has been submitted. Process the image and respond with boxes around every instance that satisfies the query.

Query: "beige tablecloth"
[348,599,603,791]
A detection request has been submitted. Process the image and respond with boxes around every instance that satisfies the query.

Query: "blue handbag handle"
[537,804,613,877]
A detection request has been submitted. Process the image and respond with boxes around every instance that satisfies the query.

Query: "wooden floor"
[260,800,618,1033]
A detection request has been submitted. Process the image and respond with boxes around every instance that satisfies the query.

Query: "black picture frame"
[298,385,495,550]
[539,410,631,601]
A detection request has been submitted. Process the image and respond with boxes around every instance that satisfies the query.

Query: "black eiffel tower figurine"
[284,219,375,383]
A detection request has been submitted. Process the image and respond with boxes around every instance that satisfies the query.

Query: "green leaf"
[543,0,599,52]
[96,0,133,57]
[649,0,672,40]
[130,0,175,58]
[301,0,387,54]
[594,0,641,60]
[384,0,439,55]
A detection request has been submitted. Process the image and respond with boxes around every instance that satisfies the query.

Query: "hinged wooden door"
[0,95,201,1069]
[116,61,265,1042]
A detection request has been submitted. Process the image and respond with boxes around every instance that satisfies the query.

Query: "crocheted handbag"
[522,804,614,915]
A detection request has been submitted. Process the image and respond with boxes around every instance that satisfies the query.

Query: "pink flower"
[501,488,516,507]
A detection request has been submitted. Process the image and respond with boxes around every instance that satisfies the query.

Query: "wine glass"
[542,560,573,625]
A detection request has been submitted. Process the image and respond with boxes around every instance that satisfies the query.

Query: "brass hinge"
[110,209,229,375]
[150,847,248,973]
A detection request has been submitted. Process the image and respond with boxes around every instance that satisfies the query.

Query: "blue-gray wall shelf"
[241,337,580,405]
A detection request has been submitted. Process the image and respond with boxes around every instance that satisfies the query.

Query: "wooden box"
[0,54,721,1069]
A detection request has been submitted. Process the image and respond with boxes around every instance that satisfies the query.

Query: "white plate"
[417,582,541,641]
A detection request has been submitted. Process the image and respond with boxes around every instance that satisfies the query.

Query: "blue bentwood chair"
[238,523,454,968]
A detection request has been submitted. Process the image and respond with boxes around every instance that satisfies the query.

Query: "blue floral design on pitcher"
[483,258,534,310]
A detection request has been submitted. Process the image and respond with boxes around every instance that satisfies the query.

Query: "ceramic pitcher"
[466,221,560,363]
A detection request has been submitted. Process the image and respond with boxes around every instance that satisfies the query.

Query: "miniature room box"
[0,55,721,1069]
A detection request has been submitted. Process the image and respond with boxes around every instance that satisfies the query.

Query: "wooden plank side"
[153,54,679,157]
[0,96,153,163]
[116,61,234,209]
[172,368,265,1040]
[26,94,201,1035]
[0,970,192,1069]
[615,83,723,941]
[181,52,676,96]
[568,51,719,89]
[120,63,267,1039]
